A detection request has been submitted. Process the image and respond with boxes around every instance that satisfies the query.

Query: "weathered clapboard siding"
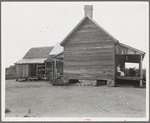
[64,73,114,80]
[63,18,115,80]
[64,54,113,61]
[64,61,114,67]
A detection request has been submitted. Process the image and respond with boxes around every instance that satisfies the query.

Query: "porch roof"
[15,58,47,64]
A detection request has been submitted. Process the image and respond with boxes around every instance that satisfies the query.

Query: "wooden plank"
[64,64,114,69]
[64,60,113,66]
[64,73,114,80]
[64,54,113,61]
[78,23,98,29]
[16,65,19,78]
[66,39,114,44]
[114,43,116,82]
[75,29,101,34]
[65,49,113,55]
[25,64,28,77]
[54,59,57,76]
[36,64,38,77]
[65,45,114,51]
[140,54,143,77]
[116,76,142,80]
[68,30,111,39]
[64,69,114,75]
[64,41,114,48]
[71,33,110,39]
[65,50,113,55]
[64,67,114,73]
[67,36,113,43]
[22,65,25,77]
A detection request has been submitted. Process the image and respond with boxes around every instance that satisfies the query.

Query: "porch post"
[52,62,53,76]
[139,55,143,87]
[36,64,38,76]
[45,63,46,80]
[114,44,116,86]
[54,59,57,77]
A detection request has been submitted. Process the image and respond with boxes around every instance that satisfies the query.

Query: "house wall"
[56,60,63,75]
[16,64,29,78]
[63,18,115,80]
[28,64,36,76]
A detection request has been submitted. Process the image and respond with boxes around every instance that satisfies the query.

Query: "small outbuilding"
[15,46,54,80]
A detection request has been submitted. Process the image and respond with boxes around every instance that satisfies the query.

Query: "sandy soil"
[5,80,146,118]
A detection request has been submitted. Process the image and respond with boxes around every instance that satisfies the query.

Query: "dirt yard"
[5,80,146,118]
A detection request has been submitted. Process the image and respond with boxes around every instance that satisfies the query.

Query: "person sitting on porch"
[117,65,125,76]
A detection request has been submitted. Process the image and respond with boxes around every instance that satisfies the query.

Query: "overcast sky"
[2,2,148,68]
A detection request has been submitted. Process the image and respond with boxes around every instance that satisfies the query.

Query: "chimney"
[84,5,93,18]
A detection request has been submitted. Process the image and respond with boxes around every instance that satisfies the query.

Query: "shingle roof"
[23,46,54,59]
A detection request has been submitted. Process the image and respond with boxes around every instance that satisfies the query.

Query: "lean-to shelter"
[15,46,54,80]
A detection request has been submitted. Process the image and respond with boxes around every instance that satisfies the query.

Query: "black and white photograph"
[2,2,149,121]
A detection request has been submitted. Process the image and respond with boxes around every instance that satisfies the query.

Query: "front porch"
[115,54,144,87]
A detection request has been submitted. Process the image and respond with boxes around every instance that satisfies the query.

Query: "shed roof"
[16,46,54,64]
[119,43,145,55]
[15,58,47,64]
[23,46,54,59]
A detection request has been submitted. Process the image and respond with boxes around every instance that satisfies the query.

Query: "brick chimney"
[84,5,93,18]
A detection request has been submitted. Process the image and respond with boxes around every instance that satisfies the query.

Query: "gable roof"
[60,15,145,56]
[60,15,119,46]
[23,46,54,59]
[53,52,64,59]
[49,43,64,55]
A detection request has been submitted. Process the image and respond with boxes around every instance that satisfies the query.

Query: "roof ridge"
[60,16,87,45]
[86,15,119,43]
[60,15,119,46]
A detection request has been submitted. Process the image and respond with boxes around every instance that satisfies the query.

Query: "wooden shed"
[57,5,145,86]
[15,46,54,80]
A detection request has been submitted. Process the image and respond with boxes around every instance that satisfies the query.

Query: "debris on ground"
[5,108,11,113]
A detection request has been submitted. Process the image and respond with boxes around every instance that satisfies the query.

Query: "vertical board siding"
[63,18,115,80]
[16,64,29,78]
[16,64,20,78]
[115,44,139,55]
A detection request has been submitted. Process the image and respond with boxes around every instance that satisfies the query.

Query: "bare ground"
[5,80,146,118]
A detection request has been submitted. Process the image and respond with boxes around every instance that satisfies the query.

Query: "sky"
[2,2,149,68]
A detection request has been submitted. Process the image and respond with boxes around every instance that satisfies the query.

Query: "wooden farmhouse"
[51,5,145,86]
[15,46,54,80]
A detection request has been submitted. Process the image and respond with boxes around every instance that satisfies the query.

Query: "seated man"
[117,65,125,76]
